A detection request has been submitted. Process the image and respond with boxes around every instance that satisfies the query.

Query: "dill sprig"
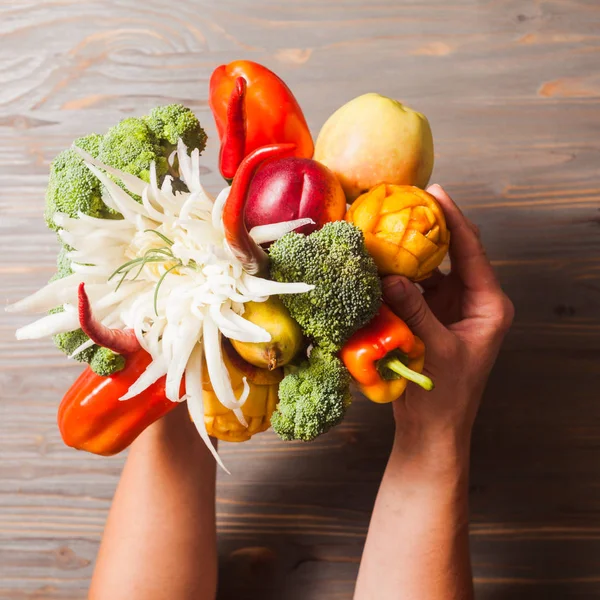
[109,246,180,290]
[109,229,203,316]
[144,229,175,246]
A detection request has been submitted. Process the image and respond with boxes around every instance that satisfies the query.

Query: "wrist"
[132,402,215,458]
[390,424,471,482]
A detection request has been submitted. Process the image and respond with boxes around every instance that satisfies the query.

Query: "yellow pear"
[314,93,434,202]
[231,296,303,370]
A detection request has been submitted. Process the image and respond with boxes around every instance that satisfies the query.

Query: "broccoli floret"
[271,349,352,442]
[76,131,103,157]
[52,324,94,362]
[51,322,125,376]
[98,117,168,185]
[45,133,118,230]
[269,221,382,352]
[90,347,126,375]
[144,104,207,155]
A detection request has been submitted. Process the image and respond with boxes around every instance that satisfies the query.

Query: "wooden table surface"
[2,1,600,598]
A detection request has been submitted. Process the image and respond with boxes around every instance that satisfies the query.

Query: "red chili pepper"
[57,349,178,456]
[340,304,434,403]
[78,282,140,354]
[209,60,313,180]
[223,143,295,275]
[219,77,247,182]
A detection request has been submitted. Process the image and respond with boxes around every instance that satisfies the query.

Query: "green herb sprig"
[109,230,187,316]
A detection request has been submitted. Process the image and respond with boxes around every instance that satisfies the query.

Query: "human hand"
[382,184,514,464]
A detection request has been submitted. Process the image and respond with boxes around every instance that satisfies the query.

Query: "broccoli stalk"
[269,220,382,353]
[271,349,352,442]
[44,104,208,376]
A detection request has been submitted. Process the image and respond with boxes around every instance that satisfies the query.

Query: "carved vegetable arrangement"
[7,60,449,471]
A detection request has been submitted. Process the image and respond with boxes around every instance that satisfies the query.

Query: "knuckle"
[489,295,515,334]
[502,297,515,330]
[404,297,429,330]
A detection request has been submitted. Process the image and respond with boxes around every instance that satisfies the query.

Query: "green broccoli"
[44,133,118,230]
[269,221,382,353]
[51,321,125,376]
[98,117,168,185]
[50,309,124,376]
[46,105,207,229]
[99,107,207,199]
[271,349,352,442]
[144,104,207,156]
[89,347,126,375]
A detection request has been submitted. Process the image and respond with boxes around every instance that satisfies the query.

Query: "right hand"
[381,184,514,462]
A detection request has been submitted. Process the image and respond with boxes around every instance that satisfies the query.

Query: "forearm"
[355,433,473,600]
[90,404,218,600]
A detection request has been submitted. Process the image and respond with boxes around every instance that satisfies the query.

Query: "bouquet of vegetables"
[8,60,450,470]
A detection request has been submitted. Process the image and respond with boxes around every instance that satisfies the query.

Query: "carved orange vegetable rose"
[202,341,282,442]
[346,184,450,281]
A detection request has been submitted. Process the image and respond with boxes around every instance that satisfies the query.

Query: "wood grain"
[2,0,600,598]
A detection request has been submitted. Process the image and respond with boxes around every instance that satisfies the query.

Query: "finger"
[427,184,499,293]
[418,268,446,291]
[382,276,450,345]
[466,218,480,238]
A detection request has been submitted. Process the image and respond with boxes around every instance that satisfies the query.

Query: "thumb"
[382,276,446,345]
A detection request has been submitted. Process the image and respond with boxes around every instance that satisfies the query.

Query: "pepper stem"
[381,357,434,391]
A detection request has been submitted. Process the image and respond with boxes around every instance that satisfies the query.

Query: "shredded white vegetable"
[249,218,315,244]
[6,274,85,314]
[7,141,315,471]
[186,344,228,472]
[15,308,79,340]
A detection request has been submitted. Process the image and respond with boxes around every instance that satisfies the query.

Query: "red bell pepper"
[57,349,178,456]
[209,60,314,180]
[57,284,176,456]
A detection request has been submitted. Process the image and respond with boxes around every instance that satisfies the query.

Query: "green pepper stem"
[382,357,434,391]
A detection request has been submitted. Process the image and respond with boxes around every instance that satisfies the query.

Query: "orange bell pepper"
[57,349,178,456]
[340,304,433,403]
[209,60,314,180]
[345,184,450,281]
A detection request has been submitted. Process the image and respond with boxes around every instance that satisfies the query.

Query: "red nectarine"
[245,157,346,235]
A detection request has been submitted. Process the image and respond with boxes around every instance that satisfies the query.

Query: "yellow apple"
[314,93,434,202]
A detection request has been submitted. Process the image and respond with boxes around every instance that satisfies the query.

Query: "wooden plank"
[2,0,600,598]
